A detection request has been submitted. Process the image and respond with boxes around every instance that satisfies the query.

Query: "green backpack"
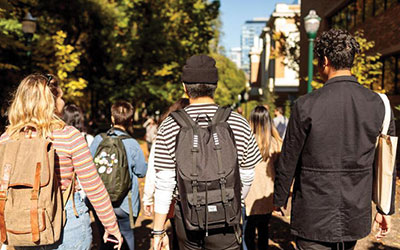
[93,128,132,205]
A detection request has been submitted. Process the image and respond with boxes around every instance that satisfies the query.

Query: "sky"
[219,0,295,52]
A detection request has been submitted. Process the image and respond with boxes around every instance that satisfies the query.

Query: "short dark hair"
[314,29,360,70]
[184,83,217,99]
[111,101,134,128]
[63,104,86,132]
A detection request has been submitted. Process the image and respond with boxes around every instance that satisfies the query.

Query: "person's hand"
[273,206,285,216]
[103,231,123,250]
[145,204,154,217]
[373,212,391,240]
[153,233,169,250]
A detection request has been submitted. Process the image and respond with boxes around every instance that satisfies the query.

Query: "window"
[387,0,399,8]
[347,1,357,30]
[381,55,400,95]
[375,0,385,16]
[364,0,375,19]
[355,0,365,25]
[330,0,399,29]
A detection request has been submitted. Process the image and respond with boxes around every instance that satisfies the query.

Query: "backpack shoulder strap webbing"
[103,130,131,140]
[170,109,197,129]
[100,133,108,140]
[212,107,232,125]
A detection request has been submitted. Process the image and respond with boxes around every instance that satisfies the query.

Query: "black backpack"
[171,107,241,235]
[93,128,132,205]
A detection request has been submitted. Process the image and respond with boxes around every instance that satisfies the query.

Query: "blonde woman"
[243,105,282,250]
[0,74,122,250]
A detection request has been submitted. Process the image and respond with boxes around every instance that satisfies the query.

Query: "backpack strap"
[128,191,135,229]
[170,110,203,228]
[170,110,200,177]
[212,107,232,125]
[210,107,232,226]
[0,163,12,243]
[30,162,42,242]
[170,110,197,128]
[107,128,132,140]
[62,171,78,221]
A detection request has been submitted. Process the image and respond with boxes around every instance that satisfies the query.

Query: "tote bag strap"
[377,93,391,135]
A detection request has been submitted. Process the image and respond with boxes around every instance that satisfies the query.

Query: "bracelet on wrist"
[152,230,166,238]
[151,229,166,235]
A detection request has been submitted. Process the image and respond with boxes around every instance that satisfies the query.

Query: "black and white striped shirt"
[154,103,262,214]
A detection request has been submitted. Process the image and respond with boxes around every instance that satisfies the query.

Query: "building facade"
[249,3,301,107]
[228,47,242,69]
[241,18,268,76]
[300,0,400,104]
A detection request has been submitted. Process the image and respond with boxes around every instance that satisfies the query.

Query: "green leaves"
[212,53,246,107]
[312,30,383,92]
[0,0,220,119]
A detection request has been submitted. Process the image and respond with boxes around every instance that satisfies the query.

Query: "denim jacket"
[90,129,147,217]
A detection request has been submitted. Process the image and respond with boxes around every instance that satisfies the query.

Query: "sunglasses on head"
[44,74,53,86]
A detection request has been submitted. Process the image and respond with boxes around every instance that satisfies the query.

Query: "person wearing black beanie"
[182,55,218,84]
[152,54,261,250]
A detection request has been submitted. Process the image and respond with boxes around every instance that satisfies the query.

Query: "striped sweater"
[0,126,119,234]
[154,103,262,214]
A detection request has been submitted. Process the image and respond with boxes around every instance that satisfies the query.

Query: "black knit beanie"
[182,55,218,84]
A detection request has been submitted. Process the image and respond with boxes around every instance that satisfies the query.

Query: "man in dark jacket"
[273,29,396,249]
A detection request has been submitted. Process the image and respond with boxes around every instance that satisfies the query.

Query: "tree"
[311,30,383,91]
[211,53,246,107]
[272,13,300,73]
[0,0,221,129]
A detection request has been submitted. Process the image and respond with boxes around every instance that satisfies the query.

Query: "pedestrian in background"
[143,116,158,152]
[0,73,123,250]
[273,29,395,250]
[273,107,288,139]
[63,103,94,146]
[142,98,190,250]
[243,105,282,250]
[90,101,147,250]
[62,103,95,200]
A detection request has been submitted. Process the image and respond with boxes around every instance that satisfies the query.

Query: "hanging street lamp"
[304,10,321,93]
[22,11,37,71]
[22,11,37,53]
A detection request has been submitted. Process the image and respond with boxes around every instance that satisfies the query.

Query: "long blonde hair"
[6,74,65,139]
[249,105,282,161]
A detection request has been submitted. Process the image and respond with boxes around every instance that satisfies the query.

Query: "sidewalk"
[134,141,400,250]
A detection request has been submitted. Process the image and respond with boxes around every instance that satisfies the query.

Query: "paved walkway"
[133,142,400,250]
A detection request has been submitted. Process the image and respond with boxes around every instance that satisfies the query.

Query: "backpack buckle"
[192,180,199,187]
[219,178,226,185]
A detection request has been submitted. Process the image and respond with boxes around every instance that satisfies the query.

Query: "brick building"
[300,1,400,107]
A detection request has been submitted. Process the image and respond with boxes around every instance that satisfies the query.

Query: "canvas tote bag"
[373,93,398,214]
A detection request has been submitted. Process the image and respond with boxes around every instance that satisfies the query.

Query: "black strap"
[210,107,232,225]
[105,128,132,140]
[171,110,203,228]
[212,107,231,125]
[170,110,197,129]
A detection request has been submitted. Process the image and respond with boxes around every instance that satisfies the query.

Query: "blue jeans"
[98,207,137,250]
[16,192,92,250]
[114,207,136,250]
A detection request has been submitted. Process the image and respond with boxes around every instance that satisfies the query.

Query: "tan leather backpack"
[0,133,74,247]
